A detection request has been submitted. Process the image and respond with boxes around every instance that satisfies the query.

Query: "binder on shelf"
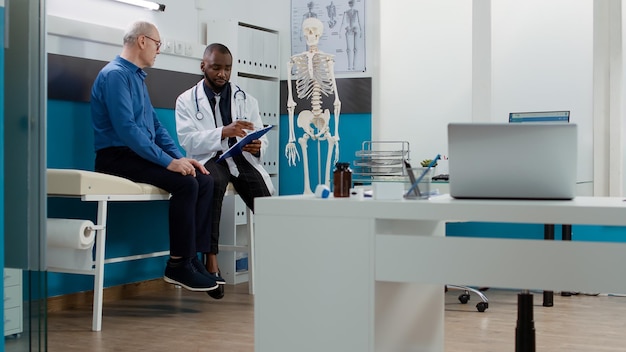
[217,125,274,163]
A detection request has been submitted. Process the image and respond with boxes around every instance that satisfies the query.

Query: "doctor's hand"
[242,139,262,155]
[167,158,209,177]
[222,120,254,139]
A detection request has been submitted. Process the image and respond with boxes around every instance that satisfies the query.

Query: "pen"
[405,154,441,198]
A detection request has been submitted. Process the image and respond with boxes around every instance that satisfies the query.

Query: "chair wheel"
[476,302,488,312]
[458,293,470,304]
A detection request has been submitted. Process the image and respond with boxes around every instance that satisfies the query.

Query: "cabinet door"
[4,268,21,287]
[237,25,255,75]
[4,268,23,336]
[262,30,279,77]
[219,195,237,246]
[5,306,23,336]
[234,195,248,226]
[4,285,22,309]
[259,79,279,124]
[263,129,279,175]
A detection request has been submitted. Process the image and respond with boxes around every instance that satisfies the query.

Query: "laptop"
[447,123,578,200]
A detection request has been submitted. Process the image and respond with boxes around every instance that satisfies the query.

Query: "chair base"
[446,285,489,312]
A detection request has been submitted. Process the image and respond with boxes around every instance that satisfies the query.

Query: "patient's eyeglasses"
[143,35,162,49]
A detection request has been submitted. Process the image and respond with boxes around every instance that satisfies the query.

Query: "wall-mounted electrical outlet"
[161,39,173,53]
[185,43,193,57]
[174,41,184,55]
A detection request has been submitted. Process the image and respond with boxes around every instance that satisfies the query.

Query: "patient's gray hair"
[123,21,156,45]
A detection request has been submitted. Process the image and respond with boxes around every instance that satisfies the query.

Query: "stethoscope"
[194,84,247,121]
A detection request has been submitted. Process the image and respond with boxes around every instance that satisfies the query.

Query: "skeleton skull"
[302,18,324,47]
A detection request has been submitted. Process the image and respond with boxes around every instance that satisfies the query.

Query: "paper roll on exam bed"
[47,218,96,272]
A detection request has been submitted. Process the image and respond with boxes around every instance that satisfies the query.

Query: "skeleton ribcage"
[292,53,335,103]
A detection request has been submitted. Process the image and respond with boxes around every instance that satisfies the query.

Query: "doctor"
[175,43,274,299]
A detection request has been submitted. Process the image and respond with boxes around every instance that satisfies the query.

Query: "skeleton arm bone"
[327,57,341,163]
[285,59,300,166]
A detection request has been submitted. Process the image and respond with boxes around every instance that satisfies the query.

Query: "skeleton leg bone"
[298,134,313,194]
[352,40,358,70]
[324,133,337,187]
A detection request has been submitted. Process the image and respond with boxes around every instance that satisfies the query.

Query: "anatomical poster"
[291,0,366,72]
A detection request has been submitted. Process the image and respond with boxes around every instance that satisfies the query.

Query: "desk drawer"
[4,306,23,336]
[4,269,21,287]
[4,285,22,309]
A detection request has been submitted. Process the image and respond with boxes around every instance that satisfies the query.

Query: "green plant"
[420,159,438,167]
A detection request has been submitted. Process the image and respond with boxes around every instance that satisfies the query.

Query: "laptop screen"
[509,110,570,123]
[447,123,578,200]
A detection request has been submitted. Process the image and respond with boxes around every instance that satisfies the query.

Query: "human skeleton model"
[286,17,342,194]
[339,0,362,70]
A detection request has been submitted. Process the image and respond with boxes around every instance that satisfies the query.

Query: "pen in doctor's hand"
[223,120,254,138]
[235,117,260,133]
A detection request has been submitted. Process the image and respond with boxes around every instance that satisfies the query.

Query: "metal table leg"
[516,290,536,352]
[542,224,554,307]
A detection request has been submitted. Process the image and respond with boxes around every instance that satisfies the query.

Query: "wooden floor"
[6,284,626,351]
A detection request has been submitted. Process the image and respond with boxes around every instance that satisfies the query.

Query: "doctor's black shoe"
[164,258,219,292]
[207,273,225,300]
[212,271,226,285]
[191,256,226,284]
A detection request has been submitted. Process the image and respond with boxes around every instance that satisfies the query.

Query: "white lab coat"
[175,80,275,195]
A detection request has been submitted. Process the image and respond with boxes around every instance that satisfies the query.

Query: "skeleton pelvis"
[297,109,330,137]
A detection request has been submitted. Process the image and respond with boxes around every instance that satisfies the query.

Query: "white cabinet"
[207,20,280,284]
[4,268,23,336]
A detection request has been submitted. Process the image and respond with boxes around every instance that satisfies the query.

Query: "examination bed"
[46,168,255,332]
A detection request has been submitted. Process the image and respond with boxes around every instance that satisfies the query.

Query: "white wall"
[47,0,197,39]
[491,0,594,185]
[47,0,203,73]
[623,2,626,194]
[377,1,473,173]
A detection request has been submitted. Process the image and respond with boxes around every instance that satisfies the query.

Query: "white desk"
[254,195,626,352]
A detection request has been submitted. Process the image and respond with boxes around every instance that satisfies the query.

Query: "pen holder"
[404,167,434,200]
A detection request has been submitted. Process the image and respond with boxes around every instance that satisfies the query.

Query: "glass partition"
[4,0,48,351]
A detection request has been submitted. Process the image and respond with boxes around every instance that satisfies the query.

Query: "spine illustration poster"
[291,0,366,73]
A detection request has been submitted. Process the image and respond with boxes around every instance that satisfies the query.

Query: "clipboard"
[216,124,274,162]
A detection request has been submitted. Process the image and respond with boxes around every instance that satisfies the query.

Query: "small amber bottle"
[333,162,352,198]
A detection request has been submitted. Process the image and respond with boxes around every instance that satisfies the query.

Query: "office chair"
[446,285,489,312]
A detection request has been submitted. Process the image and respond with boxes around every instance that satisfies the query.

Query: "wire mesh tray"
[355,150,407,158]
[352,166,405,175]
[353,159,404,167]
[353,141,410,181]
